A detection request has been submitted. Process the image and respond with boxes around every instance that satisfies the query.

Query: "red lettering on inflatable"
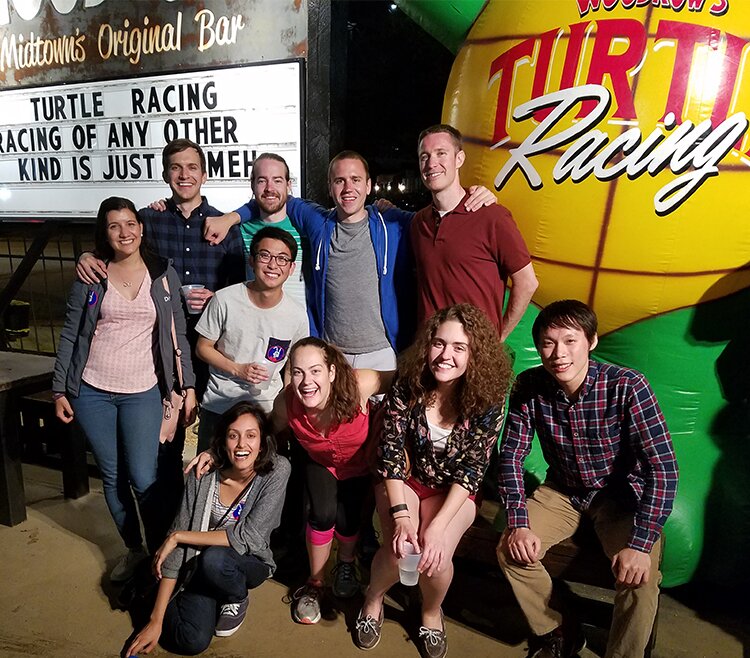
[534,22,590,122]
[530,29,558,105]
[575,0,725,16]
[656,21,715,122]
[576,0,602,18]
[709,0,728,16]
[489,37,536,143]
[711,32,745,134]
[582,19,645,119]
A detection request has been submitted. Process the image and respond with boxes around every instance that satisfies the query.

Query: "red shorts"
[405,477,477,503]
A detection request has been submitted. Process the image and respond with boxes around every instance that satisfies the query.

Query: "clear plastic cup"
[398,541,421,586]
[180,284,205,315]
[254,359,281,390]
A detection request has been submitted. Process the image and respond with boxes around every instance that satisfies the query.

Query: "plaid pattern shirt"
[138,197,245,294]
[499,360,678,553]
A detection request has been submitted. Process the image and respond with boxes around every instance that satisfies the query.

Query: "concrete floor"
[0,464,747,658]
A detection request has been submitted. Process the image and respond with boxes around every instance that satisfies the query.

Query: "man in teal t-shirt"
[240,153,307,309]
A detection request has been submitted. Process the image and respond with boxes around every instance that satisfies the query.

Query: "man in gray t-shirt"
[195,226,308,451]
[325,217,390,361]
[322,154,396,369]
[205,151,496,369]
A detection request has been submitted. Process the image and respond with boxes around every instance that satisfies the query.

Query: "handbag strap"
[161,276,184,391]
[210,476,255,530]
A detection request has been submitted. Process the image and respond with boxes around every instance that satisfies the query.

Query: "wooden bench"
[0,352,56,525]
[18,389,90,499]
[454,501,659,657]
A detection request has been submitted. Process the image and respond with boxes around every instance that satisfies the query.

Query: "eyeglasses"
[254,250,293,266]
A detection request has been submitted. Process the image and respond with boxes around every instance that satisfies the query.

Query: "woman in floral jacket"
[355,304,512,658]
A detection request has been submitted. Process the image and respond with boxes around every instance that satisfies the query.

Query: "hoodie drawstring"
[377,210,388,276]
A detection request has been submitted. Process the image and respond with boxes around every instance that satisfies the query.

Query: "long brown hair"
[398,304,512,418]
[289,337,361,426]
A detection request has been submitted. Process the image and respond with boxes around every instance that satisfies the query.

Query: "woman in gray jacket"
[125,401,291,656]
[52,196,196,582]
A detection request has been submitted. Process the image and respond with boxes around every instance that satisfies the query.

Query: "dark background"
[341,0,454,210]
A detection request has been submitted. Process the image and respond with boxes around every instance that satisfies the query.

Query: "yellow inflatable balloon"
[445,0,750,335]
[415,0,750,586]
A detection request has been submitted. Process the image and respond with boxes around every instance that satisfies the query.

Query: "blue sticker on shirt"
[265,337,291,363]
[87,290,98,306]
[232,502,245,521]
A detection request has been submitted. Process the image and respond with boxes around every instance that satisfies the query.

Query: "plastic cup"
[398,541,421,586]
[180,284,205,315]
[254,359,281,390]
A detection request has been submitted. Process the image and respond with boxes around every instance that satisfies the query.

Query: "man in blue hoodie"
[204,151,494,368]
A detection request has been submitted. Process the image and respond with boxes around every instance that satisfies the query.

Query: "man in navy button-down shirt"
[77,139,245,395]
[496,299,678,658]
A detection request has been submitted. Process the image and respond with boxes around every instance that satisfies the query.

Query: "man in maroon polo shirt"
[411,124,538,340]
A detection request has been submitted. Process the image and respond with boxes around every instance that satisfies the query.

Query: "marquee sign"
[0,61,303,218]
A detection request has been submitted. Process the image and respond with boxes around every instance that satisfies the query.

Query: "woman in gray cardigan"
[125,401,291,656]
[52,196,196,582]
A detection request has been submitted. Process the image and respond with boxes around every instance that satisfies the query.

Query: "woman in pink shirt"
[52,197,197,583]
[278,337,392,625]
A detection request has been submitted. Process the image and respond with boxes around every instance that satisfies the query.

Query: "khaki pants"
[497,485,661,658]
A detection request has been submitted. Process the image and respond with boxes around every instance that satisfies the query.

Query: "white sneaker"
[110,546,147,583]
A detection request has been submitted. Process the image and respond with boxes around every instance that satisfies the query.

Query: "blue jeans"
[71,381,162,552]
[161,546,270,655]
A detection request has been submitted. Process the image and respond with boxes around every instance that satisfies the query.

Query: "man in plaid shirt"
[77,138,246,396]
[496,299,678,658]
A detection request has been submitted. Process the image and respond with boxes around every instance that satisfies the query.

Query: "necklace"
[122,281,132,288]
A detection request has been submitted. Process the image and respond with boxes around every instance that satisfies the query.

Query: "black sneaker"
[418,609,447,658]
[354,606,384,650]
[332,560,360,598]
[215,595,249,637]
[528,624,586,658]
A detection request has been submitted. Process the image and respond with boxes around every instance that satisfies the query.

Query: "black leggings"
[304,458,371,539]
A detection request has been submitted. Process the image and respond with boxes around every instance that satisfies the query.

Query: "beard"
[257,194,286,215]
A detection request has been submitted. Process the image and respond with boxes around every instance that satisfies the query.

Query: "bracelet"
[389,503,408,516]
[52,392,66,401]
[392,514,411,520]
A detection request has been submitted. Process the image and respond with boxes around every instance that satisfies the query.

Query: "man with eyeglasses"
[194,225,308,451]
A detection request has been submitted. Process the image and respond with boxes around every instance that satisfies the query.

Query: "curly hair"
[288,337,361,427]
[397,304,512,418]
[211,401,277,476]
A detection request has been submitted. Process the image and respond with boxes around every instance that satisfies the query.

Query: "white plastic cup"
[398,541,421,586]
[180,284,205,315]
[254,359,281,390]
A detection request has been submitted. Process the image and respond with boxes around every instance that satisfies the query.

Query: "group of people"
[50,124,678,658]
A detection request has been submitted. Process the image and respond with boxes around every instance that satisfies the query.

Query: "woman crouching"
[125,401,290,656]
[355,304,512,658]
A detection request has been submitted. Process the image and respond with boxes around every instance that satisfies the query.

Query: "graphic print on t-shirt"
[265,337,291,363]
